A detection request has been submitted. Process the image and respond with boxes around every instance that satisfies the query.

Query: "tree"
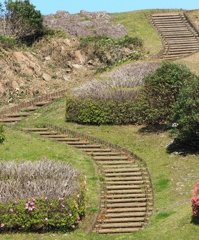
[1,0,44,42]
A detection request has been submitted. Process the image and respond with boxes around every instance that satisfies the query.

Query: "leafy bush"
[0,125,5,144]
[137,62,196,124]
[0,159,86,232]
[168,74,199,143]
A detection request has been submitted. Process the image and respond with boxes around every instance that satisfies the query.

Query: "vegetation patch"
[0,159,86,232]
[0,125,5,144]
[65,61,160,125]
[79,35,143,71]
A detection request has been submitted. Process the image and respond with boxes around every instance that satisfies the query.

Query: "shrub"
[138,62,196,124]
[0,159,86,232]
[0,125,5,144]
[191,180,199,219]
[168,75,199,143]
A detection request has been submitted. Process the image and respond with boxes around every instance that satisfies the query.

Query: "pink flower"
[32,198,35,202]
[84,181,86,186]
[77,194,80,198]
[1,223,4,228]
[73,173,78,178]
[59,197,63,201]
[69,213,72,216]
[10,208,14,213]
[45,217,48,221]
[62,204,65,208]
[28,207,33,211]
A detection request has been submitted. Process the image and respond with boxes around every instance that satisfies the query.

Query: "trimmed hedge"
[65,96,140,125]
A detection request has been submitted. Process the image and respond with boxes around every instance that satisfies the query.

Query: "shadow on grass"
[138,124,169,133]
[166,138,199,156]
[191,215,199,225]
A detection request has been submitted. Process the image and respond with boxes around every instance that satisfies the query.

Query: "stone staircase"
[21,124,154,234]
[151,12,199,59]
[0,90,66,124]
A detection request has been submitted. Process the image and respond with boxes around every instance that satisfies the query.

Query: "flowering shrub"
[0,159,87,232]
[191,180,199,218]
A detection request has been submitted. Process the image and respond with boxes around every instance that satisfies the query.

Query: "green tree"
[1,0,44,42]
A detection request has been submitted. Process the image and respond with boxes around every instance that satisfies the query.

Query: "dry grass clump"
[0,159,81,203]
[71,61,161,102]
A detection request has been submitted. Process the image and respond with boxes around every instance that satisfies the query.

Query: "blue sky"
[28,0,199,15]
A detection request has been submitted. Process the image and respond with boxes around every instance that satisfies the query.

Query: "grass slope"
[6,97,197,239]
[1,8,199,240]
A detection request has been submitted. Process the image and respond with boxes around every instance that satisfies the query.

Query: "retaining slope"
[21,124,154,234]
[151,12,199,59]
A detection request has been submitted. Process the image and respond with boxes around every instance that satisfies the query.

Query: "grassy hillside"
[3,97,195,240]
[1,8,199,240]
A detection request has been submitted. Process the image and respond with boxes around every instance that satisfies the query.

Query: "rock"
[42,73,51,81]
[44,56,51,61]
[63,76,70,81]
[72,64,84,69]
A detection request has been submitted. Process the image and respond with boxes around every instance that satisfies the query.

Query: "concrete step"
[98,227,141,234]
[4,112,30,117]
[65,141,89,145]
[87,152,121,156]
[105,176,143,181]
[82,148,111,152]
[45,134,68,138]
[102,217,145,223]
[106,202,147,208]
[22,128,49,131]
[22,106,39,111]
[104,168,140,173]
[105,193,146,199]
[106,189,143,194]
[106,198,147,203]
[105,211,146,218]
[33,132,57,135]
[97,160,134,165]
[35,101,50,106]
[73,144,101,148]
[0,117,23,122]
[93,156,128,161]
[106,207,146,213]
[49,137,80,141]
[106,185,141,190]
[100,222,143,229]
[105,172,142,177]
[106,180,144,185]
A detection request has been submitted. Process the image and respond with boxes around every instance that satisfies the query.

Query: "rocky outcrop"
[44,10,127,39]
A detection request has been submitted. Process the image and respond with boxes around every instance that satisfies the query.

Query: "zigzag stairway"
[151,12,199,59]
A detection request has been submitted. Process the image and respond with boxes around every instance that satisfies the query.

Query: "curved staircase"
[151,12,199,59]
[21,124,154,234]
